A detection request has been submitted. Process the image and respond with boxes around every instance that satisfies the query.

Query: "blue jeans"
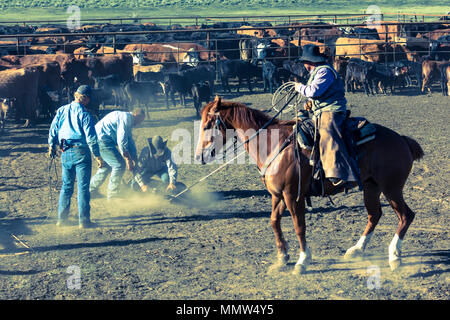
[58,147,92,224]
[90,139,125,198]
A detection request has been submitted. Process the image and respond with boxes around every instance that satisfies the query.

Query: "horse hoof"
[389,258,402,271]
[292,264,307,275]
[344,246,363,260]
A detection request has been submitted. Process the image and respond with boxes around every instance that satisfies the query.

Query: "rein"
[169,91,301,202]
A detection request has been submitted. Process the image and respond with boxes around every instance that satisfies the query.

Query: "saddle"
[293,111,377,197]
[294,112,376,151]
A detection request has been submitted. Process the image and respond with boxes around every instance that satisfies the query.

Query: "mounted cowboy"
[294,44,359,187]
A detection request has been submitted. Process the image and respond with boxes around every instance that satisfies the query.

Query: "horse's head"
[195,96,230,164]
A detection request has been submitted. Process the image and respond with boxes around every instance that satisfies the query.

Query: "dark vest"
[306,64,347,116]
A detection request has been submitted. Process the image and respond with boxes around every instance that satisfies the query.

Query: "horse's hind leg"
[345,179,382,259]
[268,195,289,272]
[384,189,415,271]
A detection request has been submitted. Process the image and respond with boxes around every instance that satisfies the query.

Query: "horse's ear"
[211,95,222,112]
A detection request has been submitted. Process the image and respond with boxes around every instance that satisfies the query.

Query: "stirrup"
[330,178,345,187]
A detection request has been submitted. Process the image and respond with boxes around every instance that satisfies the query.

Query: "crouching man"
[131,135,178,193]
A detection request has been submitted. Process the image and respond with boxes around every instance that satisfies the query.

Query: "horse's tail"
[402,136,424,161]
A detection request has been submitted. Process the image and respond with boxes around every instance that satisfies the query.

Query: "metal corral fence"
[0,20,449,80]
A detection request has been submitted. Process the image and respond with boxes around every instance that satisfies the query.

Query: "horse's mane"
[201,100,296,128]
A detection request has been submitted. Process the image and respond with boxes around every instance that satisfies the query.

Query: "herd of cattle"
[0,17,449,128]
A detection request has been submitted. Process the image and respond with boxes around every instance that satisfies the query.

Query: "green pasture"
[0,1,447,23]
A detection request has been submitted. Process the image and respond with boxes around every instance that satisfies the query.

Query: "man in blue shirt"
[294,44,359,187]
[48,85,105,229]
[90,108,145,200]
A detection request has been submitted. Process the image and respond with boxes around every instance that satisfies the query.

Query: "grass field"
[0,1,447,23]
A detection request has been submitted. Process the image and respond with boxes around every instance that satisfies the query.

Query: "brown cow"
[295,27,342,43]
[417,28,450,41]
[122,43,211,63]
[291,39,333,61]
[422,60,449,93]
[22,61,61,93]
[441,64,450,96]
[0,67,40,125]
[334,37,387,62]
[132,64,164,78]
[236,26,267,38]
[81,53,133,83]
[372,21,403,41]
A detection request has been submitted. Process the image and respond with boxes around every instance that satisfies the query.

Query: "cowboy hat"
[298,44,327,63]
[150,135,168,157]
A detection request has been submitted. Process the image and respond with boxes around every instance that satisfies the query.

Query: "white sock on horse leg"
[388,233,402,262]
[356,232,373,251]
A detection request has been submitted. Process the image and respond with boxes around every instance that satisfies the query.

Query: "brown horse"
[195,97,424,274]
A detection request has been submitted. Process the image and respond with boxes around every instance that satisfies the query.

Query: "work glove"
[48,145,57,159]
[294,82,304,93]
[140,184,148,192]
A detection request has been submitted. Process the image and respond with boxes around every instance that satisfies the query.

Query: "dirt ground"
[0,85,448,300]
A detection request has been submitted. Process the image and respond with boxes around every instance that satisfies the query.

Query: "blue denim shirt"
[95,111,137,160]
[48,101,100,157]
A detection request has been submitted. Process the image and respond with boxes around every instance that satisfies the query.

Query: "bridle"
[207,111,229,132]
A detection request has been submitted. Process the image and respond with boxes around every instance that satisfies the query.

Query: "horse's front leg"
[268,195,289,272]
[284,193,311,274]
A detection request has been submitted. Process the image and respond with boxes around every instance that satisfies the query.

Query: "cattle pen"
[0,14,448,69]
[0,11,449,301]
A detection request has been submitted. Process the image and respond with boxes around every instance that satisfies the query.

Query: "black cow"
[218,60,261,93]
[192,81,212,117]
[262,60,277,94]
[93,74,123,107]
[135,70,165,83]
[430,35,450,61]
[179,64,216,94]
[282,60,309,82]
[123,81,160,116]
[89,88,115,119]
[366,63,398,95]
[160,73,191,108]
